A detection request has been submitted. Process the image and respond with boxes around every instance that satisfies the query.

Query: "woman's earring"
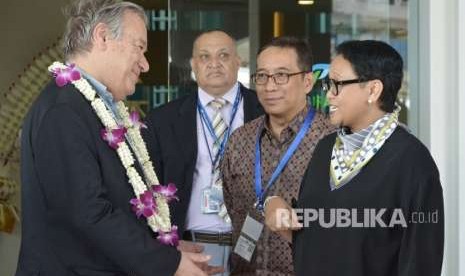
[368,99,372,104]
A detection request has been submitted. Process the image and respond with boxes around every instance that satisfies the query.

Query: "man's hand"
[174,251,210,276]
[176,240,225,275]
[203,264,225,275]
[177,240,204,253]
[264,196,302,242]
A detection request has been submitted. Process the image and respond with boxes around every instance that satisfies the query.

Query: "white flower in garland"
[116,143,134,169]
[48,62,179,246]
[126,167,147,196]
[92,99,118,128]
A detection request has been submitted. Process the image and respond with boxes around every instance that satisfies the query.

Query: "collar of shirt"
[338,121,374,153]
[263,104,309,145]
[197,82,239,107]
[74,65,119,116]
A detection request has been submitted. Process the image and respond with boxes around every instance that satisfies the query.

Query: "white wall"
[419,0,465,275]
[458,0,465,273]
[0,225,21,276]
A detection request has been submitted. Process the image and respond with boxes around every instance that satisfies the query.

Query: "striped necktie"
[210,98,227,151]
[209,98,231,222]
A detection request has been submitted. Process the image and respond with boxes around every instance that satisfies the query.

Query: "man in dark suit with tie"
[18,1,212,275]
[143,30,263,275]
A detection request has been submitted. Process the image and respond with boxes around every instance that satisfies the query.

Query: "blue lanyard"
[197,89,242,166]
[254,108,316,211]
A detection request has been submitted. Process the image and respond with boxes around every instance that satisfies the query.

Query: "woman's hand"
[264,196,302,242]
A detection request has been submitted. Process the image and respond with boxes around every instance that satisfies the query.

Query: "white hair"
[63,0,148,59]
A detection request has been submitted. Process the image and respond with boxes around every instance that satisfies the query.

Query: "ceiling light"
[298,0,314,5]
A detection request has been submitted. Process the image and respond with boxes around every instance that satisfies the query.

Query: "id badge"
[201,188,221,214]
[233,214,263,262]
[210,183,224,202]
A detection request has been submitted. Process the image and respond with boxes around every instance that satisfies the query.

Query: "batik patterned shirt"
[222,106,335,275]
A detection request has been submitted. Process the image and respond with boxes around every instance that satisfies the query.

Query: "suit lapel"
[172,91,198,167]
[170,85,261,169]
[240,84,263,123]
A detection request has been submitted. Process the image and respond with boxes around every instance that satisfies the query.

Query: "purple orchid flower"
[53,64,81,87]
[129,111,147,129]
[157,226,179,246]
[100,126,127,149]
[152,183,178,202]
[129,190,157,218]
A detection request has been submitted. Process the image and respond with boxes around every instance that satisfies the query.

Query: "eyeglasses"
[251,71,309,85]
[321,78,370,96]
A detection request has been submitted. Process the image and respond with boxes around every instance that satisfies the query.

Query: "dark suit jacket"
[143,84,263,233]
[17,80,180,276]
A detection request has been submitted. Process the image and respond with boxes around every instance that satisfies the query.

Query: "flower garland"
[48,62,179,246]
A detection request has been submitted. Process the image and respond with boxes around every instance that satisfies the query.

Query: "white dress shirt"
[186,82,244,232]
